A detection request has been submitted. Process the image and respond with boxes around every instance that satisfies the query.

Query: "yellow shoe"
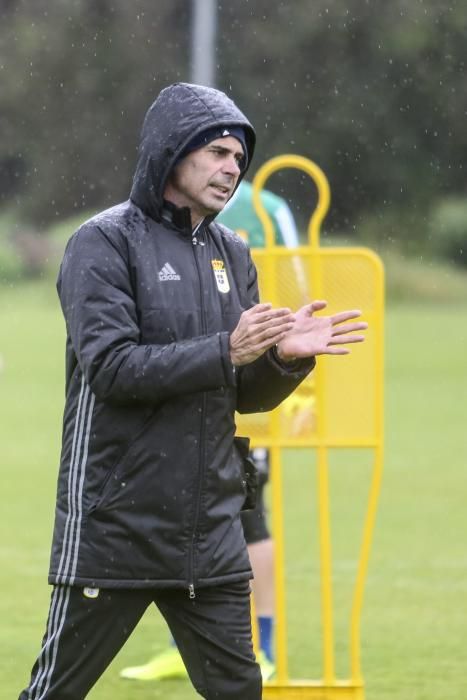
[257,650,276,683]
[119,646,188,681]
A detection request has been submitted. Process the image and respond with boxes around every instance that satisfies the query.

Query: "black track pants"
[18,581,261,700]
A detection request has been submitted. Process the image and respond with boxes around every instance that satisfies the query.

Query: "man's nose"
[223,155,242,176]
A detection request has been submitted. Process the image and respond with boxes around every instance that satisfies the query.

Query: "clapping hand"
[276,300,367,362]
[230,303,294,366]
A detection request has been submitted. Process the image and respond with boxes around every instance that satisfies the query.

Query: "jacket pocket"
[86,410,155,514]
[234,436,259,512]
[86,454,129,515]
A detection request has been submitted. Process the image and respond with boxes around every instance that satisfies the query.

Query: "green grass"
[1,282,467,699]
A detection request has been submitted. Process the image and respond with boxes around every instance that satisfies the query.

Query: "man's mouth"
[210,184,231,196]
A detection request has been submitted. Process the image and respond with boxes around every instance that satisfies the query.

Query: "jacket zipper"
[188,229,208,599]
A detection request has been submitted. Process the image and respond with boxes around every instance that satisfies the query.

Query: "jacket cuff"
[268,345,316,375]
[219,332,237,386]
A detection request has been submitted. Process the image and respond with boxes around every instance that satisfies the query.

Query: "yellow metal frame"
[238,155,384,699]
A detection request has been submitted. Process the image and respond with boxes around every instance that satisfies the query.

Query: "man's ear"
[163,169,176,199]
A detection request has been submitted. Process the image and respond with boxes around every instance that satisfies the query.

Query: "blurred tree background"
[1,0,467,278]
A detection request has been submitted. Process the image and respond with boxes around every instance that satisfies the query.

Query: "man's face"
[164,136,244,225]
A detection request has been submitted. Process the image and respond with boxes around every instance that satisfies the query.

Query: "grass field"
[1,280,467,699]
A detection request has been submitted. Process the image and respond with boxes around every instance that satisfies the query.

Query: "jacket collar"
[161,199,194,235]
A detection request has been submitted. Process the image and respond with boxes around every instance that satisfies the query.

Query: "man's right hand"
[230,303,295,366]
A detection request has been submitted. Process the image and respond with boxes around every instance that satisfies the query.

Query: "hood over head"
[130,82,256,224]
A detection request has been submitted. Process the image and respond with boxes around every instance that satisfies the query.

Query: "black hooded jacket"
[49,83,314,591]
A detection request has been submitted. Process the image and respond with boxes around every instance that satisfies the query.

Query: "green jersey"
[217,180,299,249]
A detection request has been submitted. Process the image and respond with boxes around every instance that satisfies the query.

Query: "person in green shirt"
[218,179,300,248]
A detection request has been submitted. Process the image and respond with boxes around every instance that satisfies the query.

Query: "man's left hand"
[276,300,368,362]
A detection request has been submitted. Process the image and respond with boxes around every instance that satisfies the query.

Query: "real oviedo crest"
[211,259,230,294]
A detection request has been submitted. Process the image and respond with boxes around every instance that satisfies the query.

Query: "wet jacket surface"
[49,83,315,591]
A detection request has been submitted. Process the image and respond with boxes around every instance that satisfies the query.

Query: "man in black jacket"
[19,83,366,700]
